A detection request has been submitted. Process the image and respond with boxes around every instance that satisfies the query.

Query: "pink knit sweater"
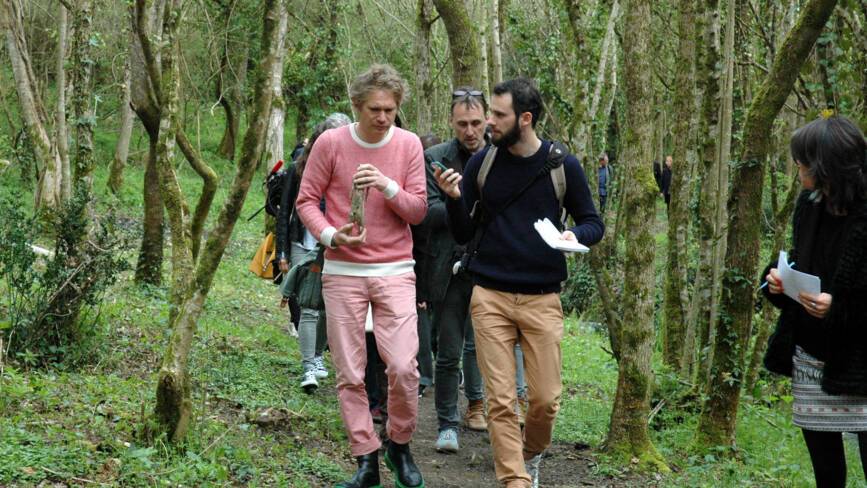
[296,124,427,276]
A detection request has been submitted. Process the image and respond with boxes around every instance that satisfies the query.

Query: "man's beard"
[491,120,521,148]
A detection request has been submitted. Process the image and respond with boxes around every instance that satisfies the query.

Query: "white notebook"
[778,250,821,304]
[534,218,590,253]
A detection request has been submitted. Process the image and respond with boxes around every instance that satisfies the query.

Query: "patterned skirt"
[792,346,867,432]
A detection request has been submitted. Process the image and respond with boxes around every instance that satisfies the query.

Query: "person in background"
[762,116,867,488]
[597,152,612,213]
[660,155,672,209]
[423,87,490,453]
[277,113,352,393]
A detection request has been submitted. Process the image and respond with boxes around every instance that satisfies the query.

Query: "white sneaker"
[435,428,459,453]
[525,453,542,488]
[300,370,318,393]
[313,356,328,379]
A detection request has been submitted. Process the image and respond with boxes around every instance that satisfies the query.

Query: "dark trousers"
[364,332,388,413]
[417,305,434,387]
[433,273,484,431]
[599,193,607,213]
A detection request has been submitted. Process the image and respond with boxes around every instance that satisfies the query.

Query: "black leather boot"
[336,451,381,488]
[384,441,424,488]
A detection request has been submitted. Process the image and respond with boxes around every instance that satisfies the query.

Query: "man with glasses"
[435,78,604,488]
[420,87,489,454]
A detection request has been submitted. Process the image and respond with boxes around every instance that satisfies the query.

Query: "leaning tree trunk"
[108,59,134,195]
[662,0,698,373]
[604,0,667,472]
[71,0,96,193]
[131,0,166,286]
[694,0,839,450]
[3,0,64,209]
[415,0,434,135]
[432,0,483,88]
[154,0,287,441]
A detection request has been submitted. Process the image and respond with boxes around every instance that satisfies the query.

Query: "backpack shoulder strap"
[547,141,569,226]
[476,146,498,200]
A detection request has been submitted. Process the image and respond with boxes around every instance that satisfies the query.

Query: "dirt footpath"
[363,388,653,488]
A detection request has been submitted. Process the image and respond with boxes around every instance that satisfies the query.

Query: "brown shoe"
[465,399,488,431]
[516,396,528,426]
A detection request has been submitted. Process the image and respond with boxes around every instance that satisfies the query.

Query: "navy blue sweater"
[446,141,604,294]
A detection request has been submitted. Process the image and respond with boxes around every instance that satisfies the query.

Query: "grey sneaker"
[524,453,542,488]
[435,428,459,453]
[312,356,328,379]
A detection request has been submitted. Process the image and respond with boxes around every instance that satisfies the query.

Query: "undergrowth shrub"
[562,256,597,317]
[0,189,129,367]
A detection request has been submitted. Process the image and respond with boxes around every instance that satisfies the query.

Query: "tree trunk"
[3,0,64,209]
[692,0,722,389]
[71,0,96,193]
[214,1,248,161]
[432,0,483,88]
[662,0,698,373]
[490,0,503,85]
[56,2,72,201]
[261,6,288,170]
[478,0,490,93]
[131,0,166,286]
[604,0,667,472]
[108,60,134,195]
[694,0,839,450]
[154,0,287,441]
[415,0,434,135]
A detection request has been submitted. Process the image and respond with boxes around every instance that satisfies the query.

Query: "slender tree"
[108,58,134,195]
[662,0,699,373]
[695,0,839,450]
[604,0,667,471]
[70,0,96,193]
[692,0,723,388]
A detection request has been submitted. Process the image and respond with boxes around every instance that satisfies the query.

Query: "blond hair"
[349,64,409,107]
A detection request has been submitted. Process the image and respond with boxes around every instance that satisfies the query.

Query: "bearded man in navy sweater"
[434,77,604,488]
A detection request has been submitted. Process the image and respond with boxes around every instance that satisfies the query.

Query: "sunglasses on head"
[452,89,484,98]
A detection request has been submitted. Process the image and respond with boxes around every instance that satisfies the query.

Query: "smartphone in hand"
[431,161,448,173]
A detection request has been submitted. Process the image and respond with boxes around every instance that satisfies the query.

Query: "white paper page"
[533,218,590,253]
[777,250,821,304]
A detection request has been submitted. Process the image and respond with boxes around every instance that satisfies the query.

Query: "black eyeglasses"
[452,89,484,99]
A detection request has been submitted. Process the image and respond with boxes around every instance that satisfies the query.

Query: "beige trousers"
[470,285,564,486]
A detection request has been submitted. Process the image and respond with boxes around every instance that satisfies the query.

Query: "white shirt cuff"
[382,179,399,199]
[320,226,337,248]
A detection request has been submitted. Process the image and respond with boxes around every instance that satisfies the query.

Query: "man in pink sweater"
[296,64,427,488]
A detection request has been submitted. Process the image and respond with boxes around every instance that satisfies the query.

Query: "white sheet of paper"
[778,250,821,304]
[533,218,590,253]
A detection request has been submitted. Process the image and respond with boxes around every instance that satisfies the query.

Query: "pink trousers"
[322,272,420,456]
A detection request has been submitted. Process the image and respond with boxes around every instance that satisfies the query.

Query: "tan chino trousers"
[470,285,564,486]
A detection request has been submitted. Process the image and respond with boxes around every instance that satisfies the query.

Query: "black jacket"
[275,164,318,261]
[763,191,867,395]
[417,139,476,303]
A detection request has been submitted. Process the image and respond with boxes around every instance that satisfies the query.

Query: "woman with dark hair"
[763,116,867,487]
[277,113,351,393]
